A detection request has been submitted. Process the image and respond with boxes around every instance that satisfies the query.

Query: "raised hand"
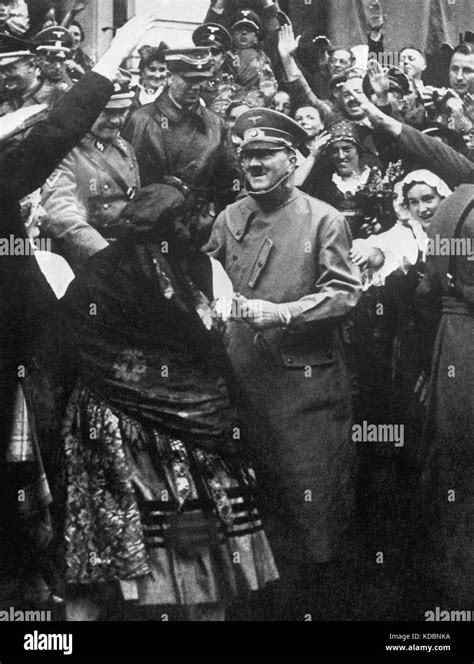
[278,23,300,61]
[367,59,389,99]
[308,130,331,157]
[93,12,162,80]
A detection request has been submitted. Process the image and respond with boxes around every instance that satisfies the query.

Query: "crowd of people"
[0,0,472,622]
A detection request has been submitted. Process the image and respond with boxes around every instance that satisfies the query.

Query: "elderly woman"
[55,181,278,621]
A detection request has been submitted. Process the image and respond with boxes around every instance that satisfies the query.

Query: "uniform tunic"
[207,184,362,563]
[41,133,140,269]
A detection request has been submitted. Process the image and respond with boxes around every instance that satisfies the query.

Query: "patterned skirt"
[58,384,278,605]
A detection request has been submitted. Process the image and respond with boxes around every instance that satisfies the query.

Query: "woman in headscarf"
[351,170,454,608]
[54,180,278,621]
[304,121,383,239]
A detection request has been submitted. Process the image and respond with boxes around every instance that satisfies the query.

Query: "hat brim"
[177,70,213,79]
[0,50,32,66]
[240,138,294,151]
[106,96,134,109]
[36,45,71,57]
[231,19,260,33]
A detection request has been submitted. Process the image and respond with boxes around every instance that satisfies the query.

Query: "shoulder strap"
[81,144,137,201]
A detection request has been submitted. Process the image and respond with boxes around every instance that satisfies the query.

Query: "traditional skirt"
[58,383,278,605]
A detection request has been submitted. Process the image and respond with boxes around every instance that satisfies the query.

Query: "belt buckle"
[127,187,136,201]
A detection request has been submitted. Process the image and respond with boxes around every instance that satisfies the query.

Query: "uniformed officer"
[122,47,240,245]
[0,32,43,115]
[33,25,74,93]
[41,80,140,270]
[206,108,362,620]
[192,22,237,112]
[228,8,276,88]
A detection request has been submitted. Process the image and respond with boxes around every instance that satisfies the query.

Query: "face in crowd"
[68,24,83,53]
[328,48,353,77]
[327,139,361,177]
[0,0,12,27]
[404,183,443,228]
[399,48,426,82]
[232,26,258,50]
[209,46,225,74]
[91,107,129,142]
[168,72,203,109]
[271,91,291,116]
[338,77,366,120]
[449,51,474,97]
[240,147,297,192]
[294,106,323,139]
[38,53,67,83]
[0,56,37,95]
[141,59,168,91]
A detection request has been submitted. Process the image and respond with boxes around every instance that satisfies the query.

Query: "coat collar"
[82,132,130,156]
[225,185,301,241]
[154,88,208,133]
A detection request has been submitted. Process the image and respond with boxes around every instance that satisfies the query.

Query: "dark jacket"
[122,88,240,210]
[415,185,474,602]
[0,72,113,554]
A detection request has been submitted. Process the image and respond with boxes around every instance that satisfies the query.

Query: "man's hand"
[367,59,389,101]
[93,12,162,80]
[308,130,331,157]
[232,295,291,329]
[278,23,300,61]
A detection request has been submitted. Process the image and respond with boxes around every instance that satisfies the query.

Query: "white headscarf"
[401,169,452,204]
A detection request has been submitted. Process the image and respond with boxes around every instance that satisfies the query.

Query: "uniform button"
[232,254,238,261]
[286,358,293,364]
[258,260,264,267]
[103,184,109,190]
[236,229,242,237]
[103,203,109,209]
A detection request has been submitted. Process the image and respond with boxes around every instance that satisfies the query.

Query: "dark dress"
[56,239,278,604]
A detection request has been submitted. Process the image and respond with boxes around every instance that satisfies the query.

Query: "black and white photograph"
[0,0,472,659]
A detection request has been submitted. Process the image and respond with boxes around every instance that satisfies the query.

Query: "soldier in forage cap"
[41,79,140,271]
[123,47,240,246]
[206,107,362,619]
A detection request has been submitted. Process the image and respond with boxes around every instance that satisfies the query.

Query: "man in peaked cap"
[206,107,362,619]
[0,32,40,115]
[42,78,140,271]
[123,47,240,246]
[33,25,74,92]
[192,22,237,112]
[228,7,276,88]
